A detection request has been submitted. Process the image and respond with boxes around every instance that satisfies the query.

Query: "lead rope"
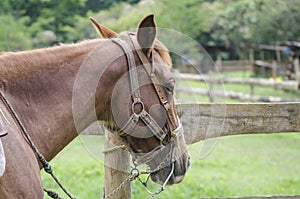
[103,167,140,199]
[0,92,75,199]
[102,142,176,199]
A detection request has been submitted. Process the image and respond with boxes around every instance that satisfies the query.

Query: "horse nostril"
[187,157,191,168]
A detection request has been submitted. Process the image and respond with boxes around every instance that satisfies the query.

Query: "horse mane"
[0,39,102,70]
[0,35,172,82]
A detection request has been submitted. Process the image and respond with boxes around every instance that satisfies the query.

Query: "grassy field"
[42,72,300,198]
[42,134,300,199]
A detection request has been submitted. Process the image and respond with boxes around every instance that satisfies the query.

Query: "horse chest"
[0,99,44,198]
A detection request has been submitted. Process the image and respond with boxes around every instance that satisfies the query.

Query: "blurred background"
[1,0,299,50]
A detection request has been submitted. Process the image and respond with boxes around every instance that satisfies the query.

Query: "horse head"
[91,14,190,186]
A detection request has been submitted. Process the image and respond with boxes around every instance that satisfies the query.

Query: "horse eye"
[165,79,175,94]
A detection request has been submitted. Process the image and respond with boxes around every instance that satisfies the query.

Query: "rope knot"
[44,189,59,199]
[44,164,52,174]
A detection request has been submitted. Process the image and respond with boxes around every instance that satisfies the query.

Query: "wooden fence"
[174,73,300,102]
[101,102,300,199]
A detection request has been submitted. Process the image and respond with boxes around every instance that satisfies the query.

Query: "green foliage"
[251,0,300,43]
[0,0,141,50]
[28,0,87,43]
[0,15,32,51]
[208,0,300,44]
[209,0,262,43]
[84,0,300,46]
[85,0,140,12]
[0,0,12,14]
[1,0,300,50]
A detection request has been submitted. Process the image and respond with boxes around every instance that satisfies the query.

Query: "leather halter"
[110,33,183,153]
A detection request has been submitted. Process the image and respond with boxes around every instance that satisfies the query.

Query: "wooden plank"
[221,60,252,67]
[255,60,272,68]
[294,57,300,89]
[219,65,252,72]
[83,103,300,141]
[104,130,131,199]
[175,73,299,90]
[239,43,287,51]
[175,87,300,102]
[176,103,300,144]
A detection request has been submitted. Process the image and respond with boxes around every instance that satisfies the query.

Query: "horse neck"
[0,39,114,161]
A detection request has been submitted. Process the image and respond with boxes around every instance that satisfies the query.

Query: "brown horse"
[0,14,190,198]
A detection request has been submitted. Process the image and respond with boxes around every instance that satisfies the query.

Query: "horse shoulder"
[0,104,43,198]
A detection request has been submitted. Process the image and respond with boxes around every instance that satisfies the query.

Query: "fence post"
[104,130,131,199]
[249,48,254,77]
[276,46,281,64]
[272,60,277,77]
[216,51,222,71]
[294,57,300,90]
[250,82,255,102]
[208,70,214,102]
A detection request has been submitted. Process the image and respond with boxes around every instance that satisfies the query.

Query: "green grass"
[43,71,300,198]
[43,134,300,198]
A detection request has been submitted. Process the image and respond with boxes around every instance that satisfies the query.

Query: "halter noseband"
[110,33,183,151]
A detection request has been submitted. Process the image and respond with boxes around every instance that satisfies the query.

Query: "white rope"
[0,107,8,177]
[102,145,126,154]
[0,139,5,176]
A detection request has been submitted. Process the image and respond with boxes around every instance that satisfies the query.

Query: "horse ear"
[89,17,118,38]
[137,14,157,57]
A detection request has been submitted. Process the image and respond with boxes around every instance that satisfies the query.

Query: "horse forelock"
[154,39,172,67]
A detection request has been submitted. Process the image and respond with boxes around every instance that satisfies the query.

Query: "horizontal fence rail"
[175,87,300,102]
[174,73,300,102]
[176,103,300,144]
[83,103,300,144]
[175,73,299,90]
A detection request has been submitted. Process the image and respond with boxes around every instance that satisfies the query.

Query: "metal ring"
[131,100,145,116]
[130,168,140,178]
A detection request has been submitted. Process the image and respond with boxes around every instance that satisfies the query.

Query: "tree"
[205,0,300,45]
[84,0,140,13]
[0,15,32,51]
[251,0,300,43]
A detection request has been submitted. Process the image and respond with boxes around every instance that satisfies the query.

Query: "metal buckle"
[171,120,183,139]
[131,100,145,117]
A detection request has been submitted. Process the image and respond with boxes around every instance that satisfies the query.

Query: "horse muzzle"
[150,152,191,185]
[150,122,191,185]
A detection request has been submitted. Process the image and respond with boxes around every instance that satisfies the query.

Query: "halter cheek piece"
[110,33,183,152]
